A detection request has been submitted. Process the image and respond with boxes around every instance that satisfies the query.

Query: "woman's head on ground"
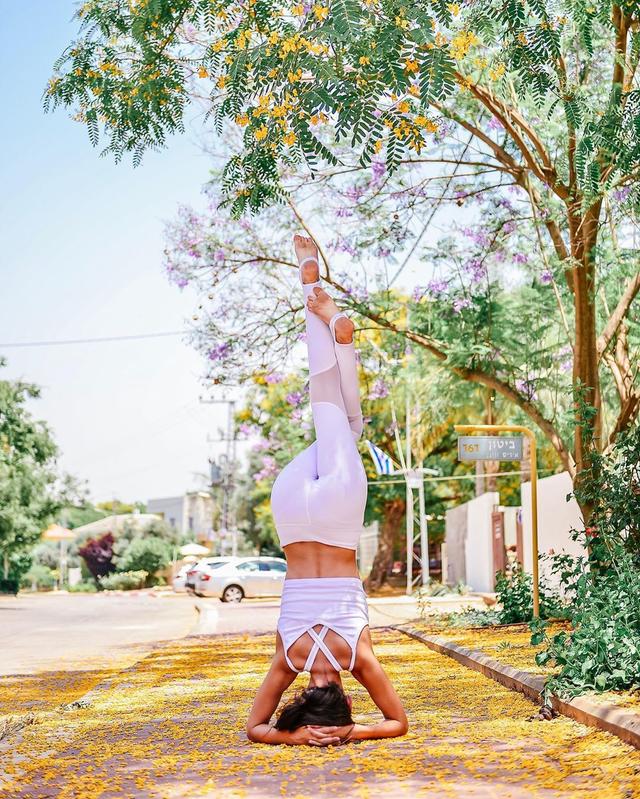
[274,682,353,730]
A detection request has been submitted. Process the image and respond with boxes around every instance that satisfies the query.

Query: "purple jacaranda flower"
[487,117,504,131]
[335,207,354,218]
[252,455,279,481]
[286,391,304,407]
[345,185,365,202]
[453,297,472,313]
[301,420,312,432]
[368,378,389,400]
[265,372,284,384]
[371,160,386,182]
[513,252,528,264]
[427,278,449,296]
[462,226,490,248]
[540,269,554,285]
[376,247,391,258]
[238,423,254,436]
[412,285,426,302]
[296,331,307,342]
[175,277,189,289]
[208,342,231,361]
[502,220,516,235]
[464,258,486,283]
[373,109,382,118]
[251,437,271,452]
[290,407,303,422]
[405,345,413,356]
[515,378,537,401]
[613,185,631,202]
[556,345,572,373]
[214,248,225,262]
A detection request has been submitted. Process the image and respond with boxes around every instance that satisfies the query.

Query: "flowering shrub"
[99,570,148,591]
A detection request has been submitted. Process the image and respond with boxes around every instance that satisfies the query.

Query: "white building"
[146,492,215,540]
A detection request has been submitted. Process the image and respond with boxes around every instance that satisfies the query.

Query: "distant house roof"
[72,513,163,538]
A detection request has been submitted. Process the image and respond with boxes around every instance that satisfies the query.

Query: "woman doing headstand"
[246,235,408,747]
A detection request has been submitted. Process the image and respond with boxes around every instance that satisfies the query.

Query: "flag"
[366,440,398,475]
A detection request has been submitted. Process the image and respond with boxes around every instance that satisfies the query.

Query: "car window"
[267,561,287,572]
[206,561,226,569]
[236,561,259,572]
[258,562,271,571]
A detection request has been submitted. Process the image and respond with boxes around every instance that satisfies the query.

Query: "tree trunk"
[570,201,603,519]
[365,497,406,592]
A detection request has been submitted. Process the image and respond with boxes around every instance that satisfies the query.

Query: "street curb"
[394,623,640,750]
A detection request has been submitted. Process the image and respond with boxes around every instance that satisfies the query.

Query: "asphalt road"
[1,590,481,675]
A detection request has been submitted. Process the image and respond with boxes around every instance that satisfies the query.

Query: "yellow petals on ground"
[2,631,638,798]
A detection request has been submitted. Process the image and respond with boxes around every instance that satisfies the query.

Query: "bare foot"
[293,234,319,284]
[307,289,354,343]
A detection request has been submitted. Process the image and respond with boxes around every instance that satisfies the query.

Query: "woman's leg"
[294,236,367,521]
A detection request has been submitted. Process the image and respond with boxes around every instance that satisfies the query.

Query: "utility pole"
[201,396,238,556]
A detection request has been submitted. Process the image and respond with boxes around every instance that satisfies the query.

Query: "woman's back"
[283,541,359,579]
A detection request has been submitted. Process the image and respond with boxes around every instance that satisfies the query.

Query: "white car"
[186,557,232,594]
[194,557,287,602]
[172,564,191,593]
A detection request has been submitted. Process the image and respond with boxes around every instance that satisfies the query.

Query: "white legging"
[270,263,368,550]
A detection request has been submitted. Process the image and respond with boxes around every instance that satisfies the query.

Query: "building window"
[188,516,194,531]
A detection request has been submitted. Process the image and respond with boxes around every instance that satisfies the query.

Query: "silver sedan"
[193,557,287,602]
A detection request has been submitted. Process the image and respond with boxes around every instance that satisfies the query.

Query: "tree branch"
[597,270,640,358]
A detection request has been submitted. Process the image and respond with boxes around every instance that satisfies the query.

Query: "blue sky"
[0,2,233,504]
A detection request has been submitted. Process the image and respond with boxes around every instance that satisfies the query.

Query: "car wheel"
[222,585,244,603]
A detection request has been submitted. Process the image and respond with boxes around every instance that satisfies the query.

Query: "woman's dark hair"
[274,683,353,731]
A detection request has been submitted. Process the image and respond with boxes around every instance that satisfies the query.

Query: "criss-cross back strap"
[303,625,345,673]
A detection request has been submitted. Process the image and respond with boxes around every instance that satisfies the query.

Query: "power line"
[0,330,185,348]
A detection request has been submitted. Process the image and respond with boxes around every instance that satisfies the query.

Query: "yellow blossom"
[359,56,371,66]
[374,139,383,153]
[489,62,506,80]
[198,66,209,78]
[235,113,250,126]
[313,4,329,21]
[449,30,478,60]
[216,75,228,89]
[408,84,420,97]
[404,58,419,74]
[212,38,227,52]
[283,131,297,146]
[255,124,269,140]
[397,100,410,114]
[448,2,460,15]
[292,3,305,15]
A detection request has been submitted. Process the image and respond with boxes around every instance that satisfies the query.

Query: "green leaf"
[418,48,455,103]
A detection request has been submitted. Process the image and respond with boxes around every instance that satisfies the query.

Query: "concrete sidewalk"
[2,630,638,798]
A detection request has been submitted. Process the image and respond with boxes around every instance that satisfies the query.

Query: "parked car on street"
[172,564,191,593]
[193,557,287,602]
[186,558,231,594]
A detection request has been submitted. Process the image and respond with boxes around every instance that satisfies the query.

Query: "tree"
[116,536,171,585]
[78,531,116,583]
[0,364,59,588]
[48,2,640,516]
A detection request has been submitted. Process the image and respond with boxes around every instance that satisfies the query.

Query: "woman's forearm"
[247,723,291,744]
[350,719,408,741]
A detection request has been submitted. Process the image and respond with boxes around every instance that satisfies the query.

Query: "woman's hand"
[284,725,342,747]
[307,724,355,744]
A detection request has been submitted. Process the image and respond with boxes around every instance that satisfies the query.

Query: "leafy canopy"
[47,1,640,213]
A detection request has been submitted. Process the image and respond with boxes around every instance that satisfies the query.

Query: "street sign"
[457,435,523,462]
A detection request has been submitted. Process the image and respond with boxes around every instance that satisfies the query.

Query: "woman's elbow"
[246,726,260,743]
[398,717,409,736]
